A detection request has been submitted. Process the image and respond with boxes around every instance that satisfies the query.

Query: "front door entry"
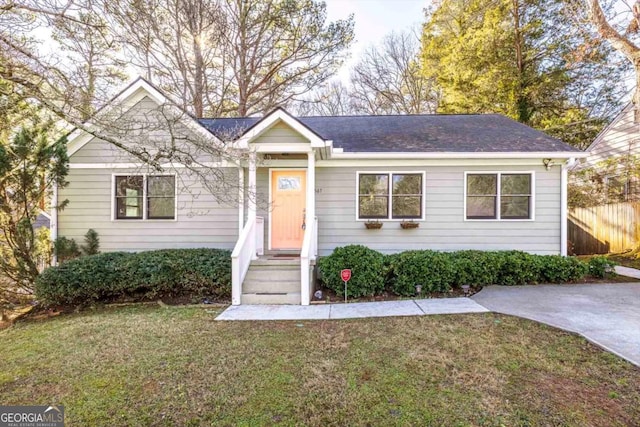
[271,170,307,250]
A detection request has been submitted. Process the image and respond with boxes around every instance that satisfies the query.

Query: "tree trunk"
[512,0,531,124]
[587,0,640,122]
[193,36,204,117]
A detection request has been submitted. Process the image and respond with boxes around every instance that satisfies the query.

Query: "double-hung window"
[115,175,176,220]
[357,172,424,220]
[465,172,533,220]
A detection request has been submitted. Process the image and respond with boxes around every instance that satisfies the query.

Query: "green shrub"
[35,252,131,304]
[537,255,589,283]
[384,249,591,293]
[493,251,541,286]
[319,246,592,298]
[588,256,616,278]
[449,250,500,288]
[53,237,81,263]
[317,245,386,297]
[35,248,231,305]
[81,229,100,256]
[391,250,455,295]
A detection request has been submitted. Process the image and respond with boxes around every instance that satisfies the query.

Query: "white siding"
[314,165,561,255]
[257,121,310,145]
[62,95,239,251]
[70,96,222,165]
[576,104,638,171]
[71,97,159,164]
[65,100,561,255]
[58,168,239,252]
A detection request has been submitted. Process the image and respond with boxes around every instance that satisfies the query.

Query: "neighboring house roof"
[572,103,635,171]
[33,212,50,230]
[583,103,633,153]
[199,112,582,153]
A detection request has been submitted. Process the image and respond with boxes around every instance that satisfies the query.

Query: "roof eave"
[330,151,588,160]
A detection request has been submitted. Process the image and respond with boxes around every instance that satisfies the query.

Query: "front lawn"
[1,306,639,426]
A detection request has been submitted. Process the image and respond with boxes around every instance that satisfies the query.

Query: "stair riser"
[243,280,300,294]
[245,269,301,282]
[242,293,301,305]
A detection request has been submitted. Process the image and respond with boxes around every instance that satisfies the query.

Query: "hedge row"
[35,248,231,305]
[318,245,614,298]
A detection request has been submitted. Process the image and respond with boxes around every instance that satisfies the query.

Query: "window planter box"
[364,221,383,229]
[400,221,419,229]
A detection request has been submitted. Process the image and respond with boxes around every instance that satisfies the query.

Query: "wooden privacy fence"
[568,201,640,255]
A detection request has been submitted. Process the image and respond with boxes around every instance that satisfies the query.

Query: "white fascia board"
[237,109,328,148]
[330,151,589,160]
[316,158,549,167]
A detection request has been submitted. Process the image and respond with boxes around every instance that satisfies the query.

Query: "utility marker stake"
[341,269,352,304]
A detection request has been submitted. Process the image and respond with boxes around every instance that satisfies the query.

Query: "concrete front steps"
[241,256,302,304]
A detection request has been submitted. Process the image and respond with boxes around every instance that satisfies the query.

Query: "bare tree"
[219,0,355,116]
[294,81,353,116]
[107,0,227,118]
[107,0,354,117]
[350,31,438,115]
[585,0,640,121]
[0,0,352,212]
[0,0,246,213]
[52,5,127,120]
[0,0,104,124]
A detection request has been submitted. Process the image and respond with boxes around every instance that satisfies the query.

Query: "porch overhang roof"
[234,108,330,150]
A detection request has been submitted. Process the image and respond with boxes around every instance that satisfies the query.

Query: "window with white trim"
[466,173,532,220]
[115,175,176,220]
[358,172,423,219]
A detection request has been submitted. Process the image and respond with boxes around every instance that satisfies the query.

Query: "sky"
[323,0,428,82]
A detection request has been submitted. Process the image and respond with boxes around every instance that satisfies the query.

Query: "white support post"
[560,158,573,256]
[301,151,316,306]
[248,151,258,260]
[307,151,316,224]
[238,167,245,234]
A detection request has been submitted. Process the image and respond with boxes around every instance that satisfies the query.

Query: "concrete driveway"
[472,283,640,367]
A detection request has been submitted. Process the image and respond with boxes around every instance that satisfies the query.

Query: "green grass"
[1,306,639,426]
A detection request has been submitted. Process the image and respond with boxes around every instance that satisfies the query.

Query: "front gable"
[66,78,223,165]
[249,120,317,154]
[236,108,330,153]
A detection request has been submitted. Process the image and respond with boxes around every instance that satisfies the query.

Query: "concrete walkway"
[215,297,488,321]
[472,283,640,367]
[216,279,640,367]
[615,265,640,279]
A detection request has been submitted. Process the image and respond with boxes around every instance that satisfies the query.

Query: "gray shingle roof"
[33,213,50,230]
[198,113,581,153]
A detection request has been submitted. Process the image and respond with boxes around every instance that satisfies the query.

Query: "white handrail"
[231,217,256,305]
[300,217,318,305]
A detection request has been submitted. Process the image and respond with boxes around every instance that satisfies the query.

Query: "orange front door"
[271,170,307,250]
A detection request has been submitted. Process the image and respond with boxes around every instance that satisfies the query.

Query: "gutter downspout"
[50,182,58,266]
[560,158,575,256]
